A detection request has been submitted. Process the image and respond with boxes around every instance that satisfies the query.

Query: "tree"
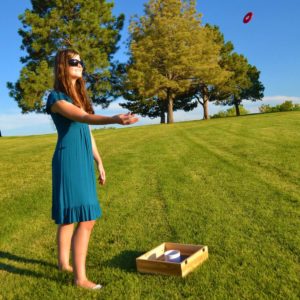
[190,25,233,120]
[120,93,197,123]
[7,0,124,113]
[118,60,197,123]
[178,25,264,118]
[213,54,264,116]
[125,0,223,123]
[155,24,232,120]
[111,62,169,122]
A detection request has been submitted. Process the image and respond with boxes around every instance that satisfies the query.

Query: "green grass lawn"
[0,112,299,300]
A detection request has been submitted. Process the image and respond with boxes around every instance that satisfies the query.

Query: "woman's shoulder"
[48,89,72,102]
[46,90,73,114]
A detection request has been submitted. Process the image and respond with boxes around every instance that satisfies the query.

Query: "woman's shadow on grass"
[0,251,64,281]
[1,250,145,278]
[101,250,144,273]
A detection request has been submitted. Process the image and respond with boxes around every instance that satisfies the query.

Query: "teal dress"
[46,90,102,224]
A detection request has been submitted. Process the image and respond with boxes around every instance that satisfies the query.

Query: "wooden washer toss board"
[136,242,208,277]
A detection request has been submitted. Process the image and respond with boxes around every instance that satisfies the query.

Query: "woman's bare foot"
[58,264,73,272]
[74,279,102,289]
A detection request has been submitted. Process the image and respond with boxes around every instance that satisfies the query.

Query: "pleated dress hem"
[52,203,102,225]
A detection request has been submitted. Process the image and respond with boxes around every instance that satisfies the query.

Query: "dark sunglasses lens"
[68,59,84,67]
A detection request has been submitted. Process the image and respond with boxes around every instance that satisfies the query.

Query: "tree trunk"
[201,86,210,120]
[203,95,209,120]
[167,92,174,124]
[160,111,166,123]
[234,101,240,116]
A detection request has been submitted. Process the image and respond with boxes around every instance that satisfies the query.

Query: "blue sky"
[0,0,299,136]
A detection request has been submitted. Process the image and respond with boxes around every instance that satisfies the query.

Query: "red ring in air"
[243,12,253,24]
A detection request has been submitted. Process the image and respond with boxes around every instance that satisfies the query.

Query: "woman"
[46,49,138,290]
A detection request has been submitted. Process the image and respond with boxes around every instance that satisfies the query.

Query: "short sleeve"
[46,90,72,114]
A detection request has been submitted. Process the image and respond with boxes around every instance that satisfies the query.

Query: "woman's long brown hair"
[54,49,94,114]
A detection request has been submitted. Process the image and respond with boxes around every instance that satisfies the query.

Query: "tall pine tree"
[118,62,197,123]
[7,0,124,113]
[125,0,223,123]
[160,24,232,120]
[179,25,264,118]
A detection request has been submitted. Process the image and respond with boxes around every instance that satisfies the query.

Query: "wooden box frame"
[136,242,208,277]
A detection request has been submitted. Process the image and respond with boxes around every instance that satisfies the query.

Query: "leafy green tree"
[182,25,264,118]
[237,65,265,115]
[114,62,168,122]
[120,94,197,123]
[119,60,197,123]
[125,0,224,123]
[170,24,233,120]
[213,53,264,116]
[7,0,124,113]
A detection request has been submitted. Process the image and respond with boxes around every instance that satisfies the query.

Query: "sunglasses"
[68,58,84,68]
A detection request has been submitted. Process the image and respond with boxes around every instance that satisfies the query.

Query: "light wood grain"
[136,242,208,277]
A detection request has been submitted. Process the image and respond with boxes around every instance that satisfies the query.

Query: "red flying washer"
[243,12,253,24]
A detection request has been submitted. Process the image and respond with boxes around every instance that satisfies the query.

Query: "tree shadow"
[0,251,66,282]
[102,250,144,273]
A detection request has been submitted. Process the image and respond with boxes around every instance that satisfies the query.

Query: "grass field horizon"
[0,112,299,299]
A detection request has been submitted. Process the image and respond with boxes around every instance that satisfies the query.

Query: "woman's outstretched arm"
[50,100,138,125]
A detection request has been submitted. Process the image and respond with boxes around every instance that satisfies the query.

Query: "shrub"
[259,100,300,113]
[259,104,272,113]
[279,101,293,111]
[211,106,250,118]
[294,104,300,111]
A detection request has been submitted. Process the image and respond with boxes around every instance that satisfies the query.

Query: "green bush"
[211,106,249,118]
[259,104,273,113]
[294,103,300,111]
[259,100,300,113]
[279,101,294,111]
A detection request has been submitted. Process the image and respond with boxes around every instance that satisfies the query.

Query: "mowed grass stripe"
[174,117,299,255]
[92,125,182,250]
[160,122,299,298]
[179,126,300,204]
[135,122,299,299]
[0,136,53,246]
[177,114,300,196]
[0,112,299,299]
[120,123,296,299]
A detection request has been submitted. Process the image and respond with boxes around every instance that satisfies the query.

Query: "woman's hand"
[112,112,139,125]
[97,163,106,185]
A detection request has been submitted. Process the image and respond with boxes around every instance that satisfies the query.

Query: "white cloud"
[261,95,300,104]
